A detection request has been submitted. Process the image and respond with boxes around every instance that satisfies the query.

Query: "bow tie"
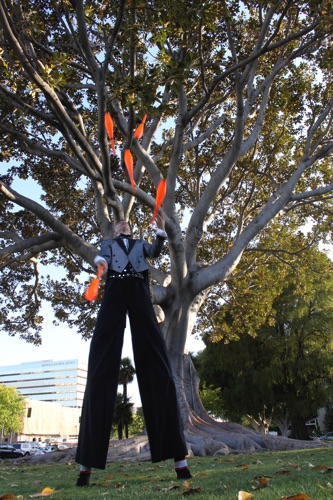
[118,234,131,239]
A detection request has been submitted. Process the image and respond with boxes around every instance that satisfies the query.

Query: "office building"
[0,359,87,408]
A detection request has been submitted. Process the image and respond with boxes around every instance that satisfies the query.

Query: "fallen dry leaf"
[182,487,201,495]
[276,469,292,474]
[158,485,180,492]
[29,488,62,498]
[317,483,333,490]
[251,475,271,490]
[182,480,191,488]
[0,495,15,499]
[238,491,254,500]
[287,462,301,470]
[114,482,126,490]
[280,494,309,500]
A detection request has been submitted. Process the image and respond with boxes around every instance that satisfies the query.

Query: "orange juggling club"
[105,112,117,156]
[84,264,105,302]
[133,114,147,140]
[124,149,136,193]
[151,178,167,224]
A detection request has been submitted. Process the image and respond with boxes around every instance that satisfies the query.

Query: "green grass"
[1,447,333,499]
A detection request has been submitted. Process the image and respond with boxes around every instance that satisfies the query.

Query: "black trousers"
[76,276,188,469]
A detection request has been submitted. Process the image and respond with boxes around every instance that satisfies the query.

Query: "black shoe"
[76,472,90,487]
[176,467,192,480]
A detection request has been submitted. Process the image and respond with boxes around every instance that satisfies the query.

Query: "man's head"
[115,220,132,237]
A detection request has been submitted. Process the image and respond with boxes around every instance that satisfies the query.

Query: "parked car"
[319,432,333,441]
[34,448,47,455]
[57,444,68,450]
[44,445,58,452]
[12,442,42,456]
[0,444,25,459]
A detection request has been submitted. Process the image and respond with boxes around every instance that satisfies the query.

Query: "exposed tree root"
[11,425,328,468]
[183,410,326,457]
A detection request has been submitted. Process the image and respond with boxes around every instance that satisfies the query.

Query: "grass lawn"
[1,447,333,499]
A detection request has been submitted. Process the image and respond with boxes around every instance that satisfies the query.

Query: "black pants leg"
[128,279,187,462]
[76,278,127,469]
[76,277,187,469]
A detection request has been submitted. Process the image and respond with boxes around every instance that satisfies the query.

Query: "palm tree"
[118,357,136,401]
[113,393,134,440]
[118,358,136,438]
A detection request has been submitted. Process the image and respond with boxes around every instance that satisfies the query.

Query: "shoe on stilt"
[76,472,91,487]
[176,467,192,480]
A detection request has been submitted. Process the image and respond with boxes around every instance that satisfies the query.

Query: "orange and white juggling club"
[84,264,105,302]
[151,178,167,224]
[105,112,117,156]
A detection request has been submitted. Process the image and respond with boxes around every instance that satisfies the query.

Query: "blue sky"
[1,300,205,406]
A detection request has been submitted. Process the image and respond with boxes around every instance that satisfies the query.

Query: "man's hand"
[156,212,166,231]
[94,256,108,274]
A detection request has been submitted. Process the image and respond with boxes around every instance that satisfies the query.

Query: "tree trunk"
[168,352,322,455]
[289,416,311,441]
[158,284,322,455]
[117,422,123,440]
[272,414,290,437]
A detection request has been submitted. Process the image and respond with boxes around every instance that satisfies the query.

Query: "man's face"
[115,220,132,236]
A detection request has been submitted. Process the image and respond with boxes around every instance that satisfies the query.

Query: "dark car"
[0,444,25,459]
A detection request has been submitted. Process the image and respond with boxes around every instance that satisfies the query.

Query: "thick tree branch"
[0,180,96,264]
[0,0,102,174]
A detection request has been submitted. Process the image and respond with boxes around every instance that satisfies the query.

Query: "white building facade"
[0,359,87,408]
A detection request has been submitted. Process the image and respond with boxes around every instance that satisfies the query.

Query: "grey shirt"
[94,230,166,273]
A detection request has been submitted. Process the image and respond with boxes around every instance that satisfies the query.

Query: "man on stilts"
[76,212,191,486]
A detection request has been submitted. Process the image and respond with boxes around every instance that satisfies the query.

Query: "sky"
[1,301,205,407]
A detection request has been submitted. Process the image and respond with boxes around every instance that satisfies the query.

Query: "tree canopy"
[0,0,332,347]
[0,384,25,436]
[195,247,333,438]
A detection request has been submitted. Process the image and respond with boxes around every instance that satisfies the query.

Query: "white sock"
[80,465,91,472]
[174,459,188,469]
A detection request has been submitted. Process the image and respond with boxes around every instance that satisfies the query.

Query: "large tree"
[195,248,333,439]
[1,0,333,454]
